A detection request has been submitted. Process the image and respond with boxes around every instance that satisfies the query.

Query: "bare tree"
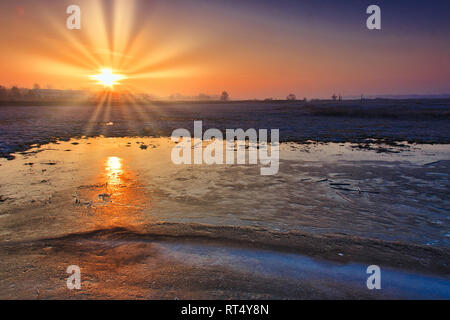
[9,86,22,100]
[0,85,6,100]
[286,93,296,101]
[220,91,229,101]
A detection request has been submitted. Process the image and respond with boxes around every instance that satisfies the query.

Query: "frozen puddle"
[0,137,449,299]
[0,137,449,246]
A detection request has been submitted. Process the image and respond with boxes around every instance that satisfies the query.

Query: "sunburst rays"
[26,0,202,137]
[30,0,199,93]
[90,68,126,88]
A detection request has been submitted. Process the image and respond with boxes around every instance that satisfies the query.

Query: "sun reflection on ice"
[106,156,123,187]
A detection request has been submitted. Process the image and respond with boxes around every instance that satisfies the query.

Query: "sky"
[0,0,449,99]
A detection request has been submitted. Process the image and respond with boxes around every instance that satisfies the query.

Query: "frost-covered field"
[0,137,449,299]
[0,99,449,158]
[0,100,449,299]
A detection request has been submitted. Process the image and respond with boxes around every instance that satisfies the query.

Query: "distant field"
[0,99,449,158]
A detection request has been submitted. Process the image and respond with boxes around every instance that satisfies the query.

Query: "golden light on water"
[80,149,150,229]
[90,68,126,88]
[105,156,123,186]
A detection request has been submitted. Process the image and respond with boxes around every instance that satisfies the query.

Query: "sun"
[90,68,126,88]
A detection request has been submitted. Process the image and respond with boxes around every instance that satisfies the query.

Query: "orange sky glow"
[0,0,449,99]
